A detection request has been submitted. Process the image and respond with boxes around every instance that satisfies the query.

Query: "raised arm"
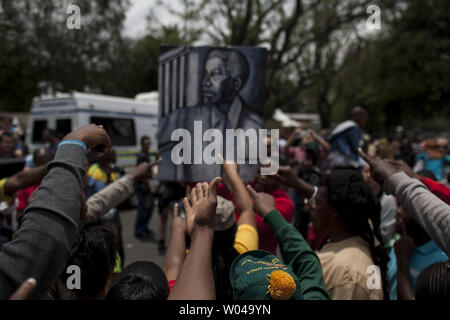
[221,159,256,229]
[168,177,222,300]
[359,148,450,257]
[0,124,111,299]
[162,204,187,283]
[86,157,162,221]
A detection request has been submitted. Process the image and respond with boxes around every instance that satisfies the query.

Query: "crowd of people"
[0,105,449,300]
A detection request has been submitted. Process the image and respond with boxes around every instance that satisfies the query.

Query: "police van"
[26,91,159,172]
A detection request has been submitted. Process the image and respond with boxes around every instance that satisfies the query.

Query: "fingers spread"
[186,185,192,199]
[195,183,204,200]
[183,197,191,212]
[190,186,198,202]
[201,182,209,198]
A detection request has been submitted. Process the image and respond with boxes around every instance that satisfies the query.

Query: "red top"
[420,177,450,204]
[217,183,294,255]
[16,184,39,211]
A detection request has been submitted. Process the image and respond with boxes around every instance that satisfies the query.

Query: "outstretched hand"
[129,156,163,180]
[183,177,222,236]
[358,148,399,185]
[246,185,276,218]
[63,124,112,158]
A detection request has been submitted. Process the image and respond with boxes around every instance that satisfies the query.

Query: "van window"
[56,119,72,137]
[90,117,136,146]
[32,120,48,143]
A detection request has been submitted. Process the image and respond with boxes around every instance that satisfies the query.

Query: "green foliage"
[335,0,450,131]
[0,0,447,132]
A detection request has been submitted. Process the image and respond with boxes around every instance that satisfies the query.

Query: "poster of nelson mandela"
[157,45,267,182]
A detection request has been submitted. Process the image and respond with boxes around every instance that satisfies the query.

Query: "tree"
[159,0,401,128]
[334,0,450,131]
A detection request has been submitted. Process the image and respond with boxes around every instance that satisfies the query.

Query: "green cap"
[230,250,303,300]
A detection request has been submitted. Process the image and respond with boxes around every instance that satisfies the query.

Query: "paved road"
[119,208,171,269]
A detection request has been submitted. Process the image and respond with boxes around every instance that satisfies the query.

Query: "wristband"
[58,139,87,151]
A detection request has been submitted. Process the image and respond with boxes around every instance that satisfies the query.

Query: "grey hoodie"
[0,144,85,299]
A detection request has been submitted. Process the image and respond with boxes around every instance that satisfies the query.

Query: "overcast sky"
[123,0,378,40]
[124,0,180,38]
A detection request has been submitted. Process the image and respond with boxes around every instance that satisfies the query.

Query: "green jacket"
[264,210,331,300]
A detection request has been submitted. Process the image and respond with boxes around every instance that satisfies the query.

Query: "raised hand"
[358,148,399,185]
[63,124,112,158]
[183,177,222,236]
[246,185,276,218]
[129,156,163,180]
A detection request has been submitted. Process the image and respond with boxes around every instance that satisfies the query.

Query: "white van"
[26,91,159,172]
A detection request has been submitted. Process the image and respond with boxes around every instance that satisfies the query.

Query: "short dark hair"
[33,147,53,166]
[207,49,250,88]
[105,274,169,300]
[141,135,150,145]
[212,224,239,300]
[61,221,120,297]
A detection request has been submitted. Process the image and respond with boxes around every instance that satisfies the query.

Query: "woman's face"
[312,187,335,236]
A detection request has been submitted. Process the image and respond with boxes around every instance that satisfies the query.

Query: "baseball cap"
[230,250,303,300]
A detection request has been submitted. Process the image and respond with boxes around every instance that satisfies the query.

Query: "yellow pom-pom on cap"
[266,270,296,300]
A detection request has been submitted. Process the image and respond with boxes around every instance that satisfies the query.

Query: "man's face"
[0,135,15,155]
[202,56,236,106]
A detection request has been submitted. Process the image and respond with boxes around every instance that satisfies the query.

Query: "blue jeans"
[134,191,154,237]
